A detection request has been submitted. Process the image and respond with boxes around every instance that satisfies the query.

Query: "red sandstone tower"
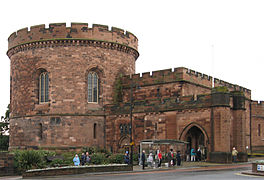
[7,23,139,150]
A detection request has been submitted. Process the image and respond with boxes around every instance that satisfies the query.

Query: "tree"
[0,104,10,135]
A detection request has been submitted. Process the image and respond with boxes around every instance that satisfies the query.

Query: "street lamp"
[129,79,140,166]
[129,81,134,166]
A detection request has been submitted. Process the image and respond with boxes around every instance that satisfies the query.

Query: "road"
[11,165,263,180]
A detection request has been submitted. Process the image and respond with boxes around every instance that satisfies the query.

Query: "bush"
[108,153,124,164]
[0,135,9,150]
[60,152,76,166]
[13,150,55,172]
[82,146,110,155]
[91,153,108,165]
[49,158,64,167]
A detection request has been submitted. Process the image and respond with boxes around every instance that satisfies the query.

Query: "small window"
[120,124,123,135]
[39,72,49,103]
[88,72,98,103]
[50,117,61,125]
[39,123,43,140]
[258,124,261,136]
[93,123,97,139]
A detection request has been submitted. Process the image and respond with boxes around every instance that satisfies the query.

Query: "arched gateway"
[180,123,209,158]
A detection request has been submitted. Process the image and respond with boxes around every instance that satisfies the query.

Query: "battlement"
[251,101,264,105]
[8,22,138,50]
[122,67,213,88]
[121,67,251,99]
[214,78,251,99]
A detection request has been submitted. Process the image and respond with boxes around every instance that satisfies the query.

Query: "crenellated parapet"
[251,100,264,118]
[121,67,213,88]
[214,78,251,99]
[7,22,138,58]
[120,67,251,100]
[251,100,264,105]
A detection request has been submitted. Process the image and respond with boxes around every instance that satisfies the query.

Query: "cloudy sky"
[1,0,264,117]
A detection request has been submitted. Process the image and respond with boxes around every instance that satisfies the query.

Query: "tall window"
[88,72,98,103]
[39,72,49,103]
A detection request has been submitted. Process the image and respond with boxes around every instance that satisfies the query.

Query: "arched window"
[39,72,49,103]
[88,72,98,103]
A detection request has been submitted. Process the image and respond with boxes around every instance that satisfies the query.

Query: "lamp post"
[129,81,134,166]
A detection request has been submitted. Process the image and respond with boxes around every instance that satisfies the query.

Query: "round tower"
[7,22,139,150]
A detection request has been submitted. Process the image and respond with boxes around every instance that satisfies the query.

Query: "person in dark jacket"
[85,152,91,164]
[124,152,130,164]
[141,150,146,170]
[81,152,86,165]
[176,151,181,166]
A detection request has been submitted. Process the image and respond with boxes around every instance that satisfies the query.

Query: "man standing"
[197,147,201,162]
[141,150,146,170]
[232,147,238,163]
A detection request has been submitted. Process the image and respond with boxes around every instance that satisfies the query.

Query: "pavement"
[0,157,263,179]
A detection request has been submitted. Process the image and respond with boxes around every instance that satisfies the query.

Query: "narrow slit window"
[94,123,97,139]
[258,124,261,136]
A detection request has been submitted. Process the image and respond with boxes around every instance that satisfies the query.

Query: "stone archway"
[185,126,205,150]
[179,123,209,158]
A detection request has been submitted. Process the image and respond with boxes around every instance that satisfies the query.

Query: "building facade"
[7,23,264,162]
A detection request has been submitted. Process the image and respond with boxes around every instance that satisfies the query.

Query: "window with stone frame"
[88,72,99,103]
[39,72,49,103]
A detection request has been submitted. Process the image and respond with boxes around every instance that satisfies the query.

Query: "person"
[73,154,80,166]
[124,152,130,164]
[167,149,174,167]
[191,148,196,162]
[81,152,86,165]
[176,151,181,166]
[185,149,190,161]
[141,150,146,170]
[147,152,154,167]
[232,147,238,163]
[197,147,201,162]
[158,150,162,168]
[85,151,91,164]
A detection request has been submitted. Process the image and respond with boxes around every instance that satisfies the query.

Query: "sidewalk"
[0,157,262,179]
[132,160,251,172]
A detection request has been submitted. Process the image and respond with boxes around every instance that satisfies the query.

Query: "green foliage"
[91,153,108,165]
[212,86,229,93]
[49,158,64,167]
[82,146,111,156]
[60,152,76,165]
[13,150,55,172]
[108,153,124,164]
[113,74,123,104]
[133,153,138,162]
[0,135,9,150]
[0,104,10,135]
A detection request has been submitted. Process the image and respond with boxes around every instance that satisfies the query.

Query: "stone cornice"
[7,38,139,59]
[11,113,105,119]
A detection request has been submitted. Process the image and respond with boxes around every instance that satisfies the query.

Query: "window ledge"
[35,103,50,111]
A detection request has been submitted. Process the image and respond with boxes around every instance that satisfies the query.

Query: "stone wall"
[9,115,105,151]
[0,152,14,176]
[251,101,264,152]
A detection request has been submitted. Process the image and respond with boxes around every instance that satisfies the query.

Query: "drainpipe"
[250,101,252,153]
